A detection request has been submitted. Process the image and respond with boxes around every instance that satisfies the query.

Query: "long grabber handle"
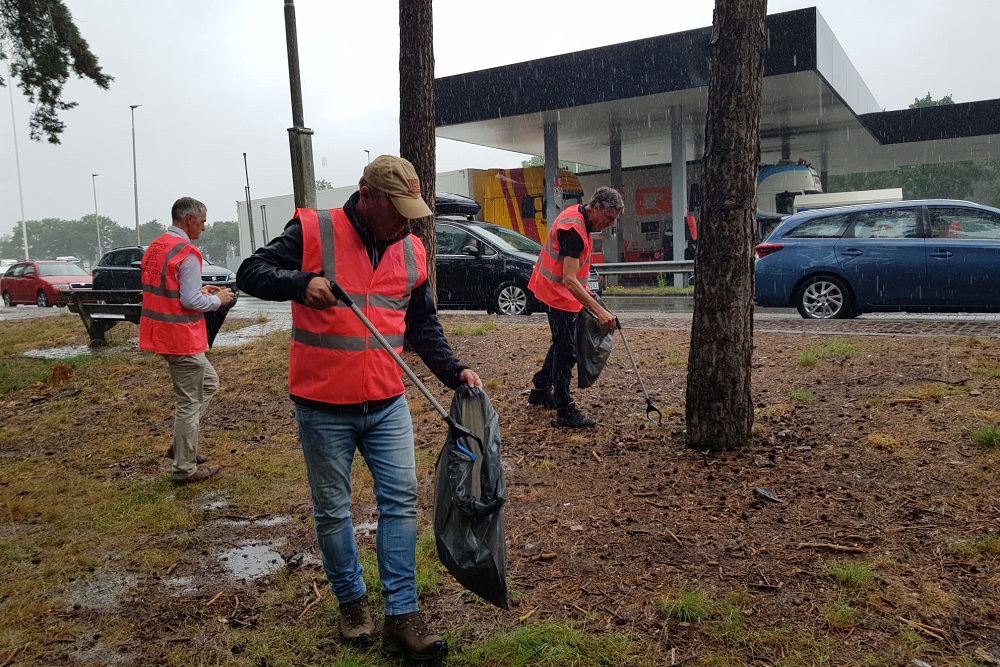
[329,281,483,457]
[614,317,662,427]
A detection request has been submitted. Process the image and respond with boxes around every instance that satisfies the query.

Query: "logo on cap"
[407,178,420,195]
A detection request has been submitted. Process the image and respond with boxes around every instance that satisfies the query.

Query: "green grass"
[825,560,876,590]
[797,339,865,367]
[602,284,694,296]
[447,322,500,336]
[970,425,1000,448]
[658,583,712,623]
[790,388,813,402]
[948,533,1000,558]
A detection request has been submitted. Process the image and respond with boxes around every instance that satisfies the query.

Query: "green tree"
[136,220,165,247]
[1,0,113,143]
[316,179,333,190]
[194,221,238,265]
[828,93,1000,206]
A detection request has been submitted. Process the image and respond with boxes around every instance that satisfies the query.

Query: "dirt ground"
[3,312,1000,665]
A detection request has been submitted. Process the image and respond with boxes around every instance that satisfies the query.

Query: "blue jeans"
[295,397,419,616]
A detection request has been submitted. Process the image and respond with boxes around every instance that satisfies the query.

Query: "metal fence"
[592,260,694,277]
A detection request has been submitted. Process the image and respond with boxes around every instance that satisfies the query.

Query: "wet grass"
[797,339,866,367]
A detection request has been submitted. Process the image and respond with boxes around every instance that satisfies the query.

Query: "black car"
[434,218,602,316]
[92,246,238,293]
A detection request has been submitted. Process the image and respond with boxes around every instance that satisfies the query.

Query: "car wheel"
[36,290,51,308]
[2,291,13,307]
[795,276,854,319]
[492,281,533,316]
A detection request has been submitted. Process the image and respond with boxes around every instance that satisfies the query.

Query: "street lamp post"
[364,149,370,165]
[91,173,102,259]
[130,104,142,245]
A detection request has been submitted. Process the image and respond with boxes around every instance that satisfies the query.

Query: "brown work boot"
[164,447,208,464]
[172,465,221,486]
[338,596,374,646]
[383,611,447,663]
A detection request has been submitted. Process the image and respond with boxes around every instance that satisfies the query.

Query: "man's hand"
[304,276,339,309]
[207,286,235,306]
[459,368,483,388]
[597,307,616,332]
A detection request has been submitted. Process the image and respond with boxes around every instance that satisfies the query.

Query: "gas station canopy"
[435,7,1000,176]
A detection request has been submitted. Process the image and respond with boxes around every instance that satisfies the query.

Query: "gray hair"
[171,197,206,223]
[589,186,625,212]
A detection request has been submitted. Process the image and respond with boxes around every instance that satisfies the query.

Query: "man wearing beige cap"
[237,155,480,662]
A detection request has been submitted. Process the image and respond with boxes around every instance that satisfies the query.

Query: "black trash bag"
[576,308,614,389]
[205,293,238,349]
[433,385,509,610]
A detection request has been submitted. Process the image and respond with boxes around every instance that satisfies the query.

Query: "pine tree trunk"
[685,0,767,452]
[399,0,437,294]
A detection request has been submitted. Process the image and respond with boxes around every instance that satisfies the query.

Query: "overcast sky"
[2,0,1000,240]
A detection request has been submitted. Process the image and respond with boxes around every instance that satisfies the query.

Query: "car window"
[471,223,542,253]
[129,249,145,265]
[847,209,920,239]
[435,225,468,255]
[23,265,35,277]
[9,264,25,278]
[103,251,128,267]
[927,207,1000,240]
[39,263,90,277]
[782,214,850,239]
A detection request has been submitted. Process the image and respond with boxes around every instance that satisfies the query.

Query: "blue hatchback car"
[754,199,1000,319]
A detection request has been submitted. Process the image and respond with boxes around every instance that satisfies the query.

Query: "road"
[5,296,1000,339]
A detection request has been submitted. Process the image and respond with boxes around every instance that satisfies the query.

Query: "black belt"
[291,394,402,415]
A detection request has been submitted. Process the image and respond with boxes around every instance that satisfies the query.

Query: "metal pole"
[260,204,269,242]
[284,0,316,209]
[7,66,29,259]
[130,104,142,245]
[243,153,256,248]
[92,173,102,258]
[365,149,370,165]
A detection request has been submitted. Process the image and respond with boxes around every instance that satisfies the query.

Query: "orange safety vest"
[289,208,427,404]
[139,233,208,356]
[527,205,591,313]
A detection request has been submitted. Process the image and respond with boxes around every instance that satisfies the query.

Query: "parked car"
[92,246,237,294]
[754,199,1000,319]
[2,260,93,307]
[435,217,602,315]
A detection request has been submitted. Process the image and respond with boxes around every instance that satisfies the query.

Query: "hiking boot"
[339,596,374,646]
[164,447,208,464]
[383,611,447,663]
[172,465,221,486]
[557,403,596,428]
[528,388,557,409]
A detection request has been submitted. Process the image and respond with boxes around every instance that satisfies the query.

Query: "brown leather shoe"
[338,596,374,646]
[383,611,447,663]
[172,465,220,486]
[164,447,208,465]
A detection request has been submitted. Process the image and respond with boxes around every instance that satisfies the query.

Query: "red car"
[1,260,93,308]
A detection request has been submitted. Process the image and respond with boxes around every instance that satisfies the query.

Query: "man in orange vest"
[527,186,623,427]
[140,197,235,485]
[237,156,481,663]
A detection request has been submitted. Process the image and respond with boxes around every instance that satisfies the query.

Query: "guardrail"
[592,260,695,276]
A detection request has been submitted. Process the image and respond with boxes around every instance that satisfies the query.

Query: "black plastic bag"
[576,308,614,389]
[433,385,508,610]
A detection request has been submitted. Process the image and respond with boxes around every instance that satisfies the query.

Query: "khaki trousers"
[163,352,219,478]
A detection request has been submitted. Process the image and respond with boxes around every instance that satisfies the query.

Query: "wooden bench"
[62,289,236,348]
[62,289,143,347]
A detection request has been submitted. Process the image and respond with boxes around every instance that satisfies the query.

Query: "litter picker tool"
[613,316,662,426]
[328,281,484,457]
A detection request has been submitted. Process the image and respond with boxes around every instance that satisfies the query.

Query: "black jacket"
[236,193,469,411]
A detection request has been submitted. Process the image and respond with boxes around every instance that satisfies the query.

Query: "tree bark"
[685,0,767,452]
[399,0,437,295]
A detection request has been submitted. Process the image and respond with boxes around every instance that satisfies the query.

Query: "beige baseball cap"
[363,155,433,220]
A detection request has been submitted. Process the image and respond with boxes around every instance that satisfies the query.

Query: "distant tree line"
[827,94,1000,207]
[0,218,239,266]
